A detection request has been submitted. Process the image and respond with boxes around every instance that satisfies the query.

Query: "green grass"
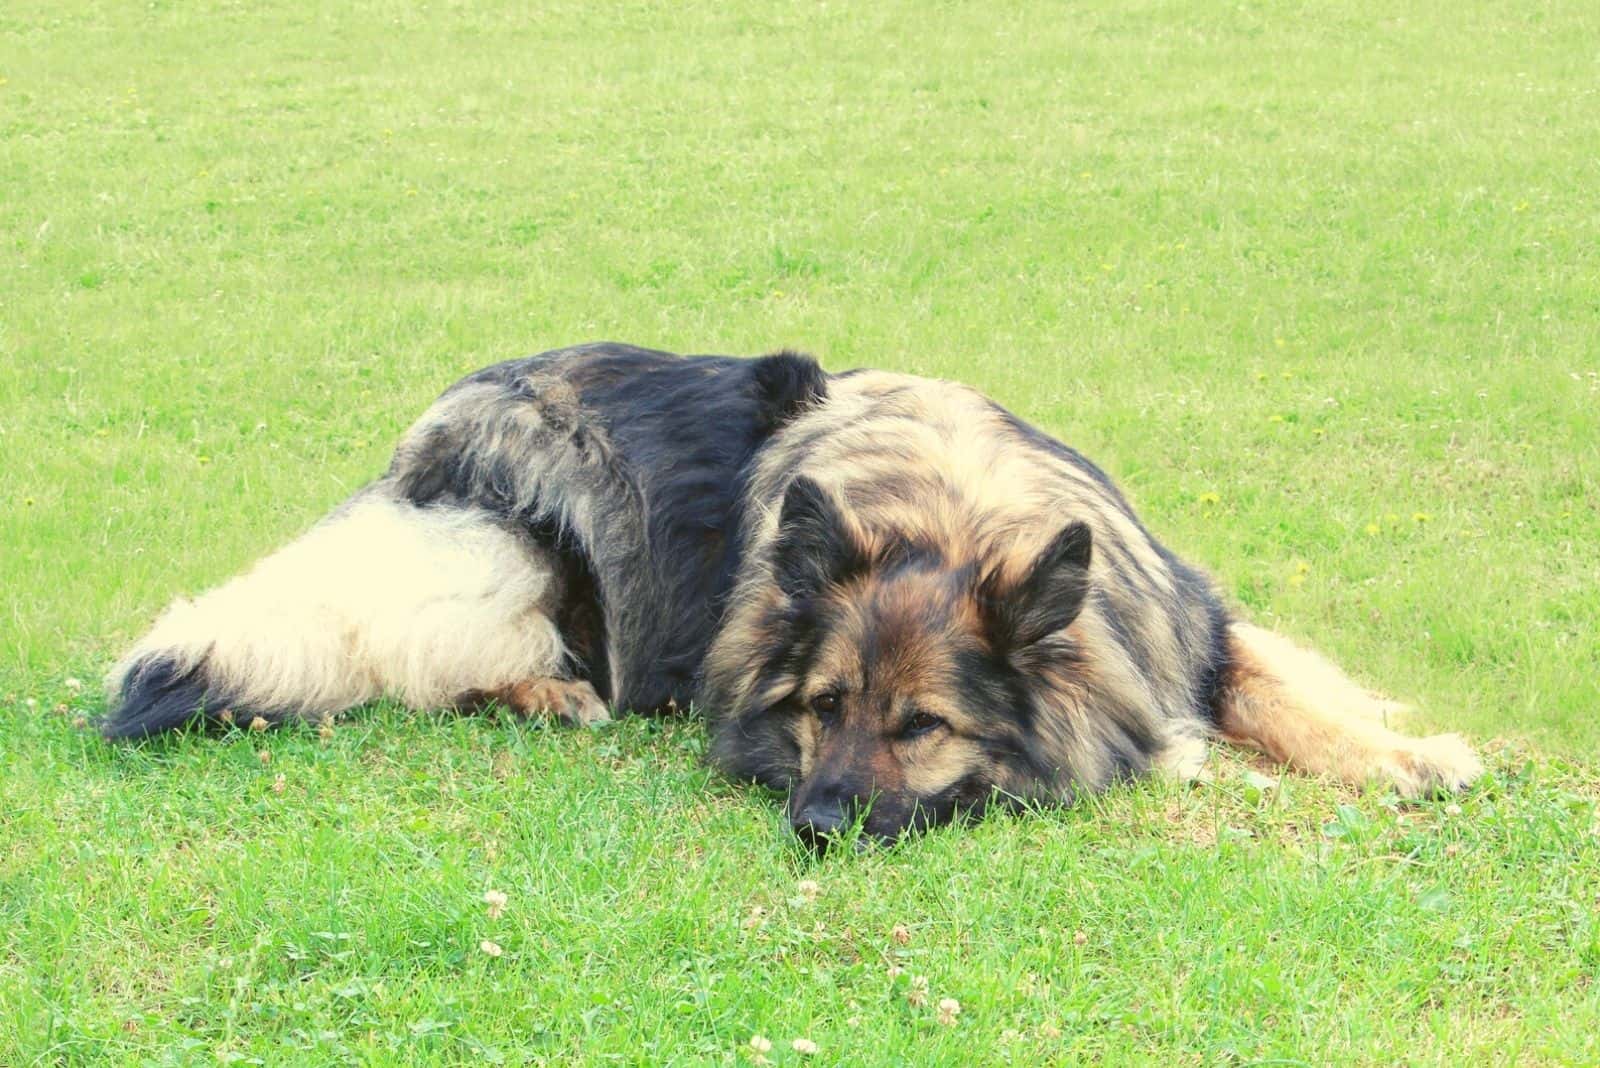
[3,0,1597,1062]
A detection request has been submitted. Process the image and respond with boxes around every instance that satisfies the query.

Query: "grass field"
[3,0,1598,1062]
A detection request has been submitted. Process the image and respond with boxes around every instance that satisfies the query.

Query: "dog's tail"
[100,486,568,740]
[1211,622,1482,797]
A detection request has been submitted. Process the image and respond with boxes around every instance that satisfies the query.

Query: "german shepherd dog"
[103,343,1482,844]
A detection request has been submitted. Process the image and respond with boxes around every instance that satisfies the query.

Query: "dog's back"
[102,343,824,737]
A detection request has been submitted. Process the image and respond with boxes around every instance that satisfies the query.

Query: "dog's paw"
[561,684,613,728]
[1380,733,1484,798]
[506,678,612,727]
[1155,734,1209,783]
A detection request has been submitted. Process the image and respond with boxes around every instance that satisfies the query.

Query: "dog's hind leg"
[1213,622,1482,797]
[102,486,582,739]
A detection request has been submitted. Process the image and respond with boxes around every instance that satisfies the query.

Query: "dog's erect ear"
[751,351,827,433]
[772,477,864,600]
[982,521,1093,651]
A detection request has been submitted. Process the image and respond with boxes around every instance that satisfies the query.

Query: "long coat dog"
[103,343,1482,842]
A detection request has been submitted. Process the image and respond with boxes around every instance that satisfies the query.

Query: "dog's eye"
[903,711,946,738]
[809,692,841,719]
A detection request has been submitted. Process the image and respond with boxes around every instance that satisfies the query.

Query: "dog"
[102,342,1483,843]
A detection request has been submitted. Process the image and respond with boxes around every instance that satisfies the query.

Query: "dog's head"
[710,476,1094,848]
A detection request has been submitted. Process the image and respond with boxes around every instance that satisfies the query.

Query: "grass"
[2,0,1597,1062]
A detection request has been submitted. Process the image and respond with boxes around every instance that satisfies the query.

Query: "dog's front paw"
[1380,733,1484,798]
[1155,734,1209,783]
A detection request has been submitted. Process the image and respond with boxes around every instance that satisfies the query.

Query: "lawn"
[2,0,1597,1062]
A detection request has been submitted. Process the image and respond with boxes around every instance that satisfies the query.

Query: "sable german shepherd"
[103,343,1482,844]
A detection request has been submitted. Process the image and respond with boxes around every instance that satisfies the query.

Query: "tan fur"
[1216,623,1483,797]
[900,734,987,802]
[110,346,1482,819]
[705,368,1481,817]
[708,371,1261,809]
[793,714,821,781]
[497,677,610,726]
[714,371,1219,738]
[783,568,995,809]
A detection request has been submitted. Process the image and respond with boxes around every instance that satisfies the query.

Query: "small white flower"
[64,677,83,692]
[792,1037,818,1055]
[937,997,961,1025]
[483,889,508,919]
[796,879,820,900]
[479,939,503,958]
[748,1034,772,1054]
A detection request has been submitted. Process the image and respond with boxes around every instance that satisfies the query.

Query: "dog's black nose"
[790,801,847,851]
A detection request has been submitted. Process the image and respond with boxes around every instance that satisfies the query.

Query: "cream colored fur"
[1217,622,1483,797]
[106,490,570,718]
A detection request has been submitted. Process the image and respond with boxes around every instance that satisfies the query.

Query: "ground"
[2,1,1597,1063]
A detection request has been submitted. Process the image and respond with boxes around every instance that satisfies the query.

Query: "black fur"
[989,398,1231,717]
[574,348,825,707]
[394,342,828,714]
[101,344,1224,836]
[526,514,612,704]
[102,656,250,740]
[750,350,830,433]
[770,477,864,601]
[980,521,1093,651]
[101,340,1474,835]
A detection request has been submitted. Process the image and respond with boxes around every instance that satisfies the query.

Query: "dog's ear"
[751,351,827,433]
[981,521,1093,651]
[771,477,865,600]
